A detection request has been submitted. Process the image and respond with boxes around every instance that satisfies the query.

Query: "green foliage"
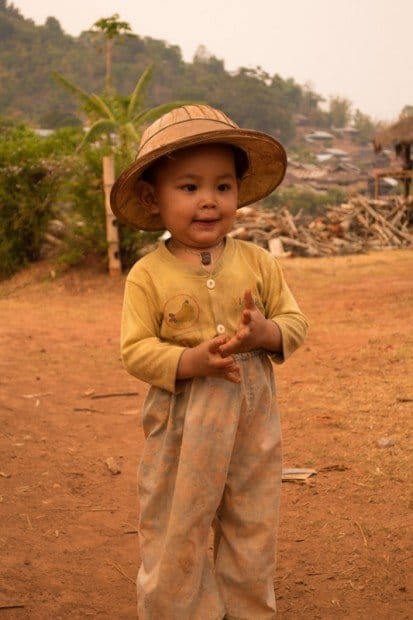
[288,146,316,164]
[89,14,133,39]
[55,146,107,268]
[52,61,189,271]
[118,228,160,270]
[0,121,78,278]
[54,64,187,161]
[352,109,377,145]
[328,96,352,128]
[88,14,136,94]
[0,114,162,276]
[263,186,347,215]
[56,148,161,270]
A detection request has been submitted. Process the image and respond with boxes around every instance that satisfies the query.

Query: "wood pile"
[230,196,413,257]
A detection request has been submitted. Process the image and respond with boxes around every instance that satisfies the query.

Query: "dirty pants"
[136,351,282,620]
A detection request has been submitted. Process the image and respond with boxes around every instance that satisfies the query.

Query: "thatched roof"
[374,116,413,152]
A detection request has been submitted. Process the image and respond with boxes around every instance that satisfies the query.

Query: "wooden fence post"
[103,154,122,276]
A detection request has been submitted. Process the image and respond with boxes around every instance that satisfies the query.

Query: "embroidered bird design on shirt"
[168,300,196,325]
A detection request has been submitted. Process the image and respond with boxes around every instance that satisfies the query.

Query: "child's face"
[145,144,239,248]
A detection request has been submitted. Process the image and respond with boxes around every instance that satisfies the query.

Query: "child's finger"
[235,325,250,342]
[226,363,240,373]
[220,331,248,354]
[225,375,241,383]
[243,289,256,310]
[209,335,229,353]
[241,309,252,324]
[212,354,236,368]
[219,338,238,356]
[224,369,241,384]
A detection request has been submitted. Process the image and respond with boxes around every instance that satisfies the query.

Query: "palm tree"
[89,13,134,94]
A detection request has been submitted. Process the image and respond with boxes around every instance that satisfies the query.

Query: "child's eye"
[180,184,197,192]
[217,183,231,192]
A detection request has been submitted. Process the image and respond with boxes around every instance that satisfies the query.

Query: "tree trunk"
[105,38,112,93]
[103,154,121,276]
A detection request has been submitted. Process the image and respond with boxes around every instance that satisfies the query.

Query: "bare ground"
[0,249,412,619]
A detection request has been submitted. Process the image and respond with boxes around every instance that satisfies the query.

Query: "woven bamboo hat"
[110,104,287,230]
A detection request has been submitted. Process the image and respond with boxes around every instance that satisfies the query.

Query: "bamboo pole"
[103,154,122,276]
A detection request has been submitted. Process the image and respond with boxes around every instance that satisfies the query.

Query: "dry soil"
[0,249,412,619]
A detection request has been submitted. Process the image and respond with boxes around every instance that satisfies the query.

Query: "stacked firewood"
[230,196,413,257]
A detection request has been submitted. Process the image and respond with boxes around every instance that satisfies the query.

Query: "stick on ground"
[90,392,139,399]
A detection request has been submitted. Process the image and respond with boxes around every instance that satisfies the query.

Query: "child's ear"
[136,179,159,215]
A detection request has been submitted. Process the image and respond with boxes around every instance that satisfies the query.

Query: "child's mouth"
[193,219,219,227]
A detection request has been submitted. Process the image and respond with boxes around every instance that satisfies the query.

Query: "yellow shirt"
[121,237,308,393]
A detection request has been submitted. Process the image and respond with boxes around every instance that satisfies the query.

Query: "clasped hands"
[177,290,282,384]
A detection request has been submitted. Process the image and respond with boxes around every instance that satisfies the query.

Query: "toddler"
[110,104,308,620]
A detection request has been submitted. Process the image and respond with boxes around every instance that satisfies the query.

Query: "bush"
[57,148,158,271]
[0,120,79,278]
[55,146,108,268]
[0,118,160,277]
[119,227,161,269]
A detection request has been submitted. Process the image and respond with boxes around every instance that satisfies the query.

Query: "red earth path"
[1,249,412,619]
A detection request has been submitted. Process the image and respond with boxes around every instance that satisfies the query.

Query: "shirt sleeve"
[121,276,186,393]
[262,255,308,363]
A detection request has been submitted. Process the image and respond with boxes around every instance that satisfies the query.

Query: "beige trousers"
[137,351,282,620]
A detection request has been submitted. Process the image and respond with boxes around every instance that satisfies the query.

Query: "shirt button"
[216,324,226,334]
[206,279,215,289]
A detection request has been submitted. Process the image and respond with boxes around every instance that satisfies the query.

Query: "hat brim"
[110,129,287,231]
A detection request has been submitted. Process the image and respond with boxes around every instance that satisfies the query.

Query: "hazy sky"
[10,0,412,122]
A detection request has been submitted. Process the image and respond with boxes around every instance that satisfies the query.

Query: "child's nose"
[199,189,217,208]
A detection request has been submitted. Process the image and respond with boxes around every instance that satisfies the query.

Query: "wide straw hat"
[110,104,287,230]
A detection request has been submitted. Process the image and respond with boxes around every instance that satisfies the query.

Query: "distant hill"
[0,0,330,142]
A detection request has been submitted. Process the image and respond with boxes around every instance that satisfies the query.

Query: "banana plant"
[53,63,187,162]
[53,64,189,274]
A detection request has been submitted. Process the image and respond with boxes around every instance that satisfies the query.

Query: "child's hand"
[219,289,282,357]
[177,335,241,383]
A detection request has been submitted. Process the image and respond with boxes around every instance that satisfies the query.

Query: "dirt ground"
[1,249,412,619]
